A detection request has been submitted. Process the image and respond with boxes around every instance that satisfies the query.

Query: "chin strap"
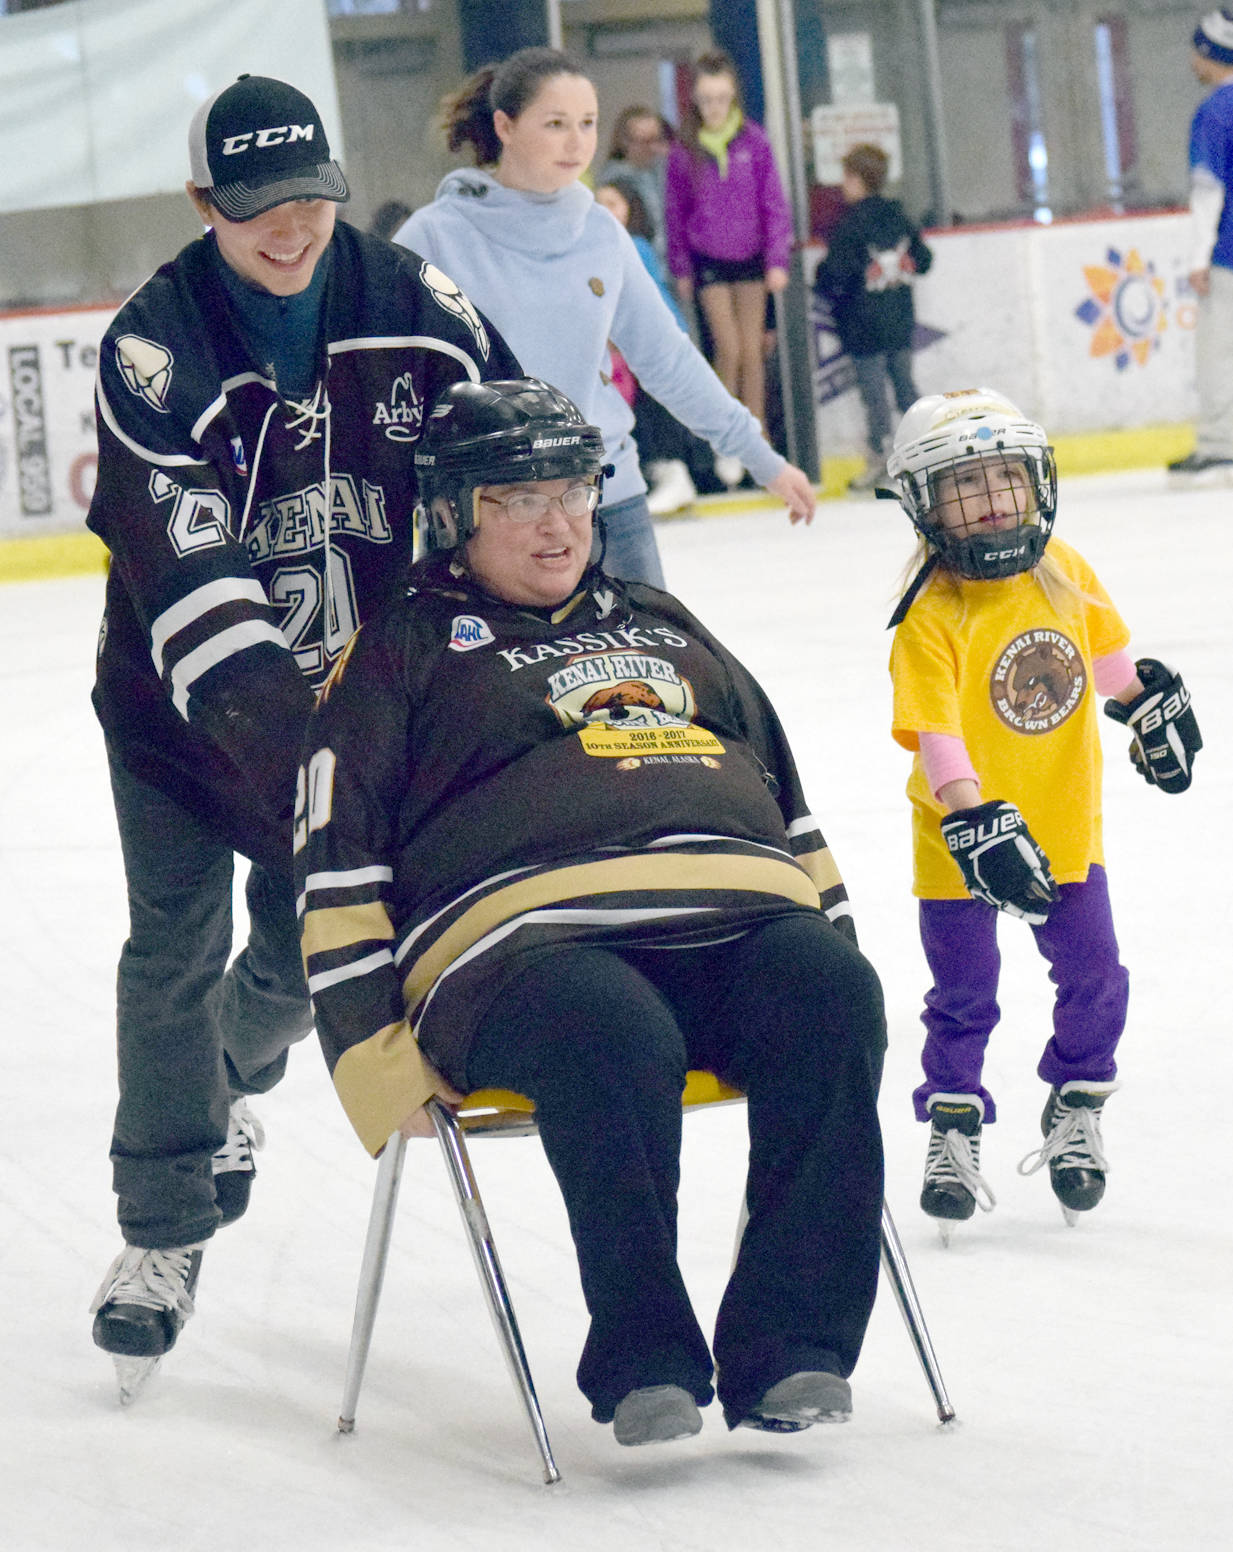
[887,553,939,629]
[592,507,609,573]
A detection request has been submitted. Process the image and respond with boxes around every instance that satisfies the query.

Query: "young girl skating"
[883,389,1202,1237]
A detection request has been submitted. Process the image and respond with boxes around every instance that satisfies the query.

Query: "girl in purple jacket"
[664,51,794,442]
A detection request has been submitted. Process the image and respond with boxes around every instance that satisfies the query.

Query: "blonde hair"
[894,540,1105,617]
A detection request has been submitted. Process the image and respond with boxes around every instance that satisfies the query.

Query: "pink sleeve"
[1094,649,1137,698]
[919,732,980,800]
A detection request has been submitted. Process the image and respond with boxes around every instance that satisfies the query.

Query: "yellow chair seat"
[458,1072,744,1137]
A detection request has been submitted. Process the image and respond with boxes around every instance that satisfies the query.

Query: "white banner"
[0,0,341,215]
[0,306,115,536]
[814,211,1199,454]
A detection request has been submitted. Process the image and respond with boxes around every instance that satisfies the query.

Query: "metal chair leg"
[338,1129,407,1433]
[879,1200,957,1423]
[430,1100,562,1485]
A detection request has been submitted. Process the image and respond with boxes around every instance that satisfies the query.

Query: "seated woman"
[295,378,886,1448]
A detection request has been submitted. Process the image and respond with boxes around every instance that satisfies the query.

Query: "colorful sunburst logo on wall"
[1074,247,1166,369]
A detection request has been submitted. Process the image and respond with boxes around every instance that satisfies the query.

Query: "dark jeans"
[465,914,886,1427]
[851,348,918,454]
[595,493,666,588]
[913,865,1128,1122]
[106,742,313,1248]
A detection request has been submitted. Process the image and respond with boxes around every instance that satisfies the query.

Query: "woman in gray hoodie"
[395,47,815,588]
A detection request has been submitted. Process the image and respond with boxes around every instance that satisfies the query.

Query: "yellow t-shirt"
[889,538,1130,899]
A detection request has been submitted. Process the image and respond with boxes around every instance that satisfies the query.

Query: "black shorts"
[692,252,766,288]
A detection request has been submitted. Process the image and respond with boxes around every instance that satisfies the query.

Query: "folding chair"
[337,1073,955,1484]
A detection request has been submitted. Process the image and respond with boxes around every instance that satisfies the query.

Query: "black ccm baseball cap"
[188,74,349,222]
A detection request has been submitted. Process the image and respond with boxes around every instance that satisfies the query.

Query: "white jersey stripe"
[309,947,395,996]
[298,864,395,918]
[327,336,481,381]
[170,620,290,718]
[413,906,714,1023]
[150,577,270,675]
[95,377,208,469]
[192,371,277,445]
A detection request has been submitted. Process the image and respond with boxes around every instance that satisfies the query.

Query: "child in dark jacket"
[815,144,933,491]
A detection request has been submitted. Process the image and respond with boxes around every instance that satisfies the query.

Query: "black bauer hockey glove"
[1103,658,1201,794]
[940,801,1059,925]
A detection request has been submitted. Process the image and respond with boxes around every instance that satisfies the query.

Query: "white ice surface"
[2,470,1230,1551]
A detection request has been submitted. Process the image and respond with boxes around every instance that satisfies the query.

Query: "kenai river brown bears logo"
[990,629,1086,733]
[544,649,726,760]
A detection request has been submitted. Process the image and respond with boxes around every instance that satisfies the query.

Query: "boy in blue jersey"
[1170,10,1233,477]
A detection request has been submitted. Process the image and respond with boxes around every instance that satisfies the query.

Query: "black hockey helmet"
[414,377,610,555]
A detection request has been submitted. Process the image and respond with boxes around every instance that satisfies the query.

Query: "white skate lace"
[1017,1103,1108,1177]
[90,1245,201,1317]
[925,1127,997,1212]
[212,1099,266,1176]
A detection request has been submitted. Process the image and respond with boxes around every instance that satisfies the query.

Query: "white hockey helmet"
[884,387,1057,582]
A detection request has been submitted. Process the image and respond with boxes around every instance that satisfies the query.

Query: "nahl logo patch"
[373,372,422,443]
[448,614,495,652]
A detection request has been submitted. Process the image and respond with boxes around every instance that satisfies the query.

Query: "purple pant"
[912,865,1128,1123]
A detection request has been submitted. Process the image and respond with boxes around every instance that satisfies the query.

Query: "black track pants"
[105,743,312,1248]
[466,912,886,1425]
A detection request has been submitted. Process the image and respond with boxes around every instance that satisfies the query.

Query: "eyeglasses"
[479,482,600,523]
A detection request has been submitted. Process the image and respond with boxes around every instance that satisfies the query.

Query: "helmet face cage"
[413,380,608,557]
[887,394,1058,581]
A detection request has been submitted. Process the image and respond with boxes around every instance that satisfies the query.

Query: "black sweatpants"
[106,743,313,1248]
[465,913,886,1427]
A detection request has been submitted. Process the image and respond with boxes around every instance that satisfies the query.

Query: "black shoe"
[1018,1082,1115,1216]
[921,1095,997,1222]
[212,1098,265,1225]
[611,1385,703,1446]
[738,1371,852,1431]
[91,1244,204,1357]
[1167,452,1233,475]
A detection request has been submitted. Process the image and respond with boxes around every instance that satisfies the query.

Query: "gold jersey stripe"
[793,843,842,897]
[302,900,396,960]
[332,1018,439,1157]
[401,850,819,1011]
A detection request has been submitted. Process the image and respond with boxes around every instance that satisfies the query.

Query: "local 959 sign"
[0,305,115,537]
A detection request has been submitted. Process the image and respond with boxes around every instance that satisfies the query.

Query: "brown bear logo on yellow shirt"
[990,629,1086,734]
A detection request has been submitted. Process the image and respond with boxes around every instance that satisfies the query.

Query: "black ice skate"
[921,1094,997,1245]
[91,1243,205,1403]
[1018,1081,1117,1226]
[212,1097,265,1225]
